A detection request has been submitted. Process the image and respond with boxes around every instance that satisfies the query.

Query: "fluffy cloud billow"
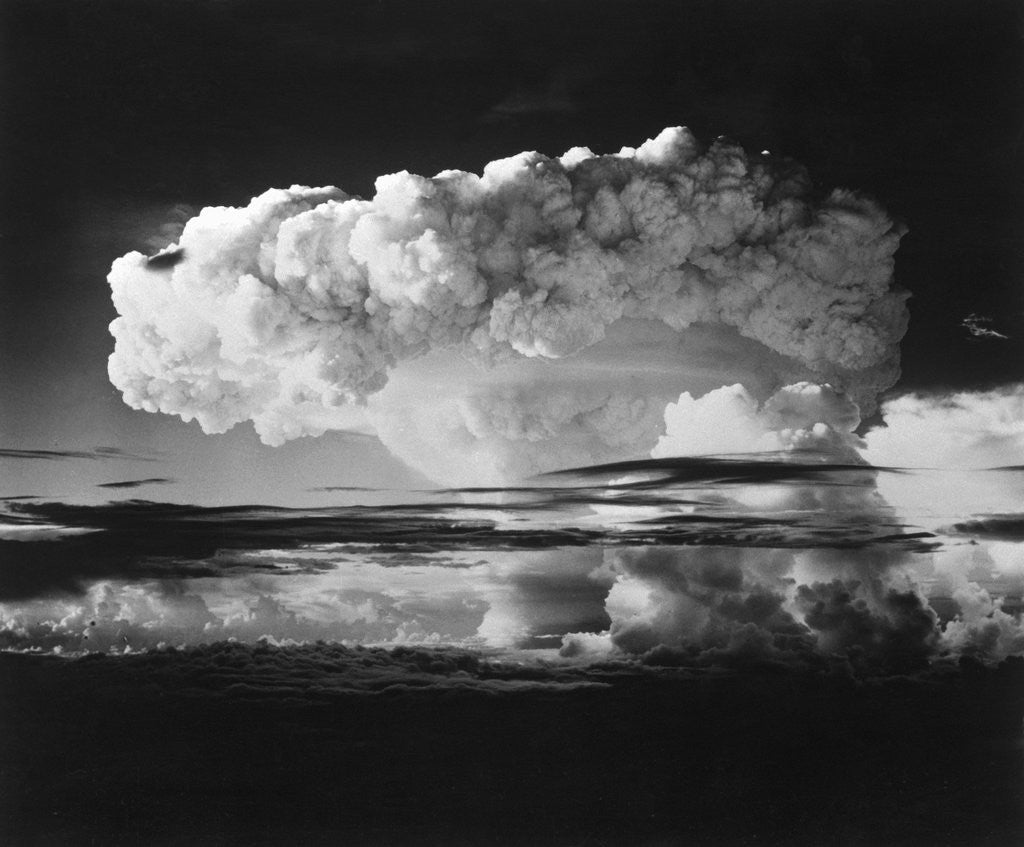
[863,384,1024,472]
[100,125,1024,668]
[554,376,1024,668]
[108,127,908,485]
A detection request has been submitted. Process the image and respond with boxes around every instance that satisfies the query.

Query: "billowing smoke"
[105,126,1021,670]
[108,127,908,485]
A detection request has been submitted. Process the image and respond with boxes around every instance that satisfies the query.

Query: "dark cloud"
[0,500,349,600]
[544,454,905,491]
[96,477,176,489]
[795,579,939,674]
[0,498,595,600]
[97,478,176,490]
[100,641,610,697]
[950,514,1024,542]
[0,447,156,462]
[308,485,380,492]
[481,63,587,122]
[144,246,185,269]
[0,484,942,601]
[442,485,711,513]
[631,512,938,553]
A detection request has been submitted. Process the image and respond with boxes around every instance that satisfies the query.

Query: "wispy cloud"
[0,457,941,603]
[0,447,157,462]
[308,485,382,493]
[961,313,1009,340]
[97,478,176,490]
[542,453,903,488]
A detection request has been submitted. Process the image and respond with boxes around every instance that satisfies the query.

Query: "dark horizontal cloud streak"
[544,453,904,487]
[1,458,1018,670]
[97,478,176,490]
[0,447,157,462]
[950,514,1024,542]
[0,461,940,601]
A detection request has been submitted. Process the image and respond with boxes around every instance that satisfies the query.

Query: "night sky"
[2,2,1024,845]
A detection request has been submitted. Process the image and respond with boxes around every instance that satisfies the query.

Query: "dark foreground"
[2,644,1022,846]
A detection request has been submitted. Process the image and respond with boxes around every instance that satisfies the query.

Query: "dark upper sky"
[1,0,1022,495]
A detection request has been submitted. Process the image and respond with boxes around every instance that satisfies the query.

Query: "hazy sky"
[1,0,1022,506]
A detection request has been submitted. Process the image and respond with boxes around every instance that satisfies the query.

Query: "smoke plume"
[109,126,1023,669]
[108,127,908,484]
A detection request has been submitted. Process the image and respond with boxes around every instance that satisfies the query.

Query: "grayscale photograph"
[1,1,1022,844]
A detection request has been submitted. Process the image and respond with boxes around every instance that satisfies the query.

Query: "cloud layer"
[3,460,1021,668]
[559,383,1024,670]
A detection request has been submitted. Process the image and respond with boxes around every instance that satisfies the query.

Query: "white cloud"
[863,385,1024,525]
[864,385,1024,471]
[653,381,863,460]
[108,127,907,484]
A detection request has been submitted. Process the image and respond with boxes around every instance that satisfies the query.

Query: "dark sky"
[1,0,1022,479]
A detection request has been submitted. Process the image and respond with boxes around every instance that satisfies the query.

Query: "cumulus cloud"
[864,385,1024,471]
[925,543,1024,660]
[653,381,863,460]
[562,538,981,671]
[0,574,490,655]
[554,375,1019,670]
[595,545,802,656]
[108,127,907,484]
[862,386,1024,527]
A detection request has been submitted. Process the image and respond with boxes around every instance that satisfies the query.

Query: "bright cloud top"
[864,385,1024,470]
[108,127,908,484]
[654,382,863,460]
